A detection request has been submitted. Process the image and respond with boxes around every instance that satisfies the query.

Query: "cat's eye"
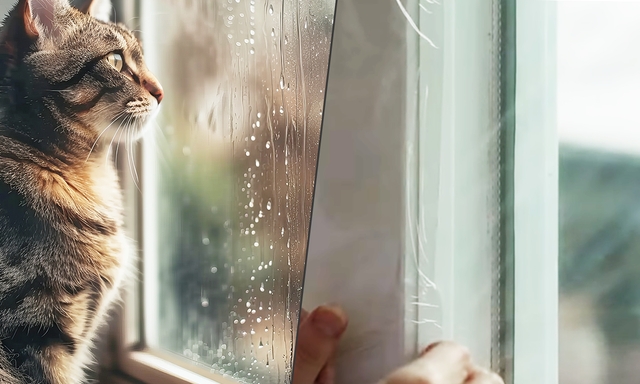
[104,52,124,72]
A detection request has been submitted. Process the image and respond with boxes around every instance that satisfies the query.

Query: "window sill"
[116,350,240,384]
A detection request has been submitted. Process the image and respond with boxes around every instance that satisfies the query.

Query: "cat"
[0,0,163,383]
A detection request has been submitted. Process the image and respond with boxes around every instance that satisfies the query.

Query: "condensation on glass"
[138,0,336,382]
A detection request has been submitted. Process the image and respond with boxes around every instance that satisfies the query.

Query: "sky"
[557,1,640,155]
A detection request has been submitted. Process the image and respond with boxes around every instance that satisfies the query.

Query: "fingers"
[316,359,337,384]
[465,367,504,384]
[381,341,506,384]
[418,341,473,383]
[292,305,348,384]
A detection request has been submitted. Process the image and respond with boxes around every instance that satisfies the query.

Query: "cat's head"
[0,0,163,150]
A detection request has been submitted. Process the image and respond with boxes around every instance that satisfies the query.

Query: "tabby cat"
[0,0,163,382]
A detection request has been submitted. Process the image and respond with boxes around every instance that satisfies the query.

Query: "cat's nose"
[142,76,164,104]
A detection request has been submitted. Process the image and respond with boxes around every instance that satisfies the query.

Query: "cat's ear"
[0,0,69,48]
[22,0,71,39]
[76,0,112,23]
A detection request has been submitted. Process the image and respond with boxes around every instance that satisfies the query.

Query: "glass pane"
[138,0,336,382]
[558,3,640,384]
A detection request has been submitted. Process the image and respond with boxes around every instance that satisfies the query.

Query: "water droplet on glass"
[211,267,218,273]
[279,75,285,89]
[265,141,271,149]
[201,298,209,307]
[202,237,210,245]
[268,4,274,14]
[255,159,260,167]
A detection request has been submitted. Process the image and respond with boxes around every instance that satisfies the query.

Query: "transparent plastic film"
[138,0,336,382]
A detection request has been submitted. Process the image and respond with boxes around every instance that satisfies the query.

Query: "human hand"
[292,307,503,384]
[292,305,348,384]
[381,341,504,384]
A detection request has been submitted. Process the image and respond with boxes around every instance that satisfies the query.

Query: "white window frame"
[512,0,558,384]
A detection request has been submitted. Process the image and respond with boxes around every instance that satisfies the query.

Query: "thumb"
[292,305,348,384]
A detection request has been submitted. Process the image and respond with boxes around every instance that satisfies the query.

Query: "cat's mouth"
[99,98,159,144]
[124,97,159,118]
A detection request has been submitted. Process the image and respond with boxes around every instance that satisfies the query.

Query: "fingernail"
[312,307,346,338]
[421,341,442,356]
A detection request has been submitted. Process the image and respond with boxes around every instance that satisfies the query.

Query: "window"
[99,0,640,384]
[106,0,337,383]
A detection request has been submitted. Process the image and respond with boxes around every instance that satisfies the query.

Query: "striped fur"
[0,0,163,383]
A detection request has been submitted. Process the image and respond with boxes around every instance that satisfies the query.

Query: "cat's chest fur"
[0,141,133,383]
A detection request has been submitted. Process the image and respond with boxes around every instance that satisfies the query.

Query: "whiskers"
[86,111,127,162]
[113,113,142,193]
[126,121,141,192]
[87,112,144,193]
[86,106,162,194]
